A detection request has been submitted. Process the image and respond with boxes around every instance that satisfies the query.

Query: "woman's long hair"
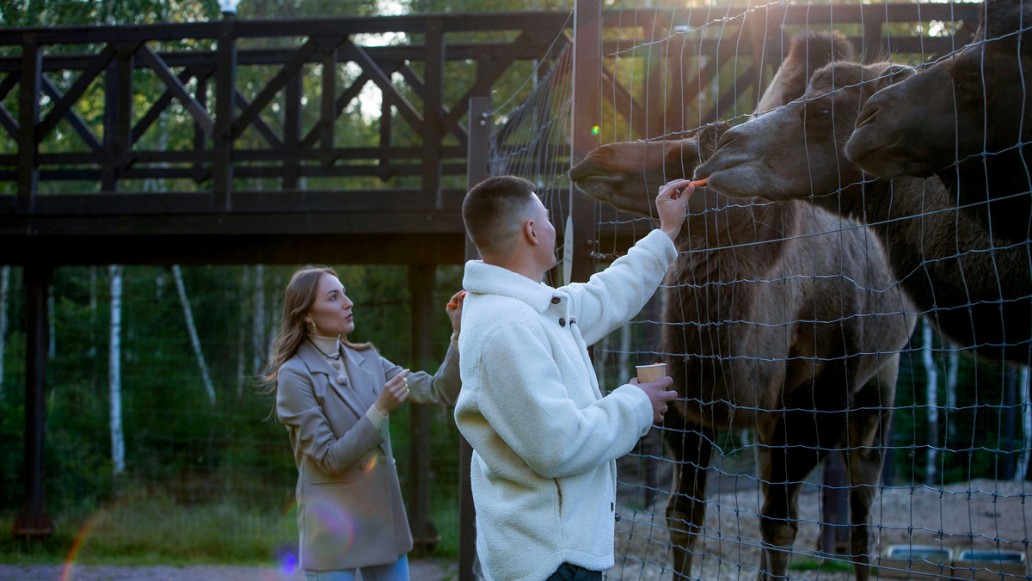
[263,266,371,388]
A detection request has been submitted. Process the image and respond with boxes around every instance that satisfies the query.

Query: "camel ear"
[867,63,915,95]
[886,64,915,82]
[698,122,730,159]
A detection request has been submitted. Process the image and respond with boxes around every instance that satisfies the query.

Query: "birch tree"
[0,265,9,399]
[252,264,266,375]
[922,319,940,484]
[1019,366,1031,481]
[48,286,55,359]
[236,267,249,397]
[945,345,960,442]
[172,265,216,406]
[109,265,126,476]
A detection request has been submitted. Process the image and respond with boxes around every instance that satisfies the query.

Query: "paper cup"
[636,363,666,383]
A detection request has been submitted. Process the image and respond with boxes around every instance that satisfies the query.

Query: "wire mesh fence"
[492,1,1032,579]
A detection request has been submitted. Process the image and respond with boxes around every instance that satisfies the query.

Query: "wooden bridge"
[0,2,979,576]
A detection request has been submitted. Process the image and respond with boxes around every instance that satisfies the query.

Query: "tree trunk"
[47,286,55,360]
[252,264,266,375]
[1001,365,1020,480]
[1021,366,1032,481]
[172,265,216,406]
[236,267,249,398]
[0,265,9,399]
[109,265,126,477]
[922,319,940,485]
[945,347,959,443]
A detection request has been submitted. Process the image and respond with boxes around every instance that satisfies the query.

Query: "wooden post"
[13,264,53,538]
[570,0,601,284]
[408,264,438,555]
[423,19,444,208]
[214,17,237,211]
[17,36,41,214]
[283,73,302,190]
[459,95,491,581]
[103,45,134,193]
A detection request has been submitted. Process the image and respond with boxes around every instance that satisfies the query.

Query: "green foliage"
[789,556,853,573]
[0,489,298,565]
[0,262,465,563]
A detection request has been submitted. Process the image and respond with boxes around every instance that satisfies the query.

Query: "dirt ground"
[0,558,456,580]
[611,478,1032,580]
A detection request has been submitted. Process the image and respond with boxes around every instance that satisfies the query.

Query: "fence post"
[570,0,601,284]
[408,264,438,555]
[459,95,491,581]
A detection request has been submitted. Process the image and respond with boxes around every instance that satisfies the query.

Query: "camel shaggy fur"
[569,33,915,581]
[845,0,1032,243]
[696,59,1032,365]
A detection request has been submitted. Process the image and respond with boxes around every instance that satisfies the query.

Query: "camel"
[844,0,1032,244]
[695,59,1032,365]
[569,32,915,581]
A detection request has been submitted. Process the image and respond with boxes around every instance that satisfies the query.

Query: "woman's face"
[306,273,355,337]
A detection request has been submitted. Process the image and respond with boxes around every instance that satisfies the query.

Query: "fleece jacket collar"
[462,260,558,313]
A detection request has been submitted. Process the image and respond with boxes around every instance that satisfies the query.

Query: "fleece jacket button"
[551,296,561,304]
[559,318,566,327]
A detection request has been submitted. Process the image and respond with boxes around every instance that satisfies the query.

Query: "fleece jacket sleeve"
[470,322,653,480]
[564,229,677,346]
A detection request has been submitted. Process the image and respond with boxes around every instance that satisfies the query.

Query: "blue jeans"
[305,555,409,581]
[546,562,602,581]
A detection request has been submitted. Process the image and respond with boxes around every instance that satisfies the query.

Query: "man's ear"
[523,219,538,244]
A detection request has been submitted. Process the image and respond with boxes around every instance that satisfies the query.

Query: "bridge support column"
[13,264,53,538]
[408,264,438,556]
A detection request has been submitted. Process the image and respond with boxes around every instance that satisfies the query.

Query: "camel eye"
[805,100,833,123]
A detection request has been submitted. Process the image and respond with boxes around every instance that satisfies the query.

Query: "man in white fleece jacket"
[454,175,694,581]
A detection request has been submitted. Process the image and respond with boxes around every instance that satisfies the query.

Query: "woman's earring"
[306,320,317,335]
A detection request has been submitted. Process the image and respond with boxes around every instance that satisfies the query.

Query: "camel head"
[695,61,914,202]
[845,0,1032,178]
[568,125,726,217]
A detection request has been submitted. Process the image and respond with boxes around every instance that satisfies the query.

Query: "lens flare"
[60,513,102,581]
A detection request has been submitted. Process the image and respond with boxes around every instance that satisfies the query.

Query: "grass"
[0,490,459,567]
[1,495,296,566]
[788,556,854,573]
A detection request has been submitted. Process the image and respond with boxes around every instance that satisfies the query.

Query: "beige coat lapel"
[341,344,379,412]
[296,340,367,420]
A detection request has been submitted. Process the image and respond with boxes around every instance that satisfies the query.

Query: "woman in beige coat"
[267,266,464,580]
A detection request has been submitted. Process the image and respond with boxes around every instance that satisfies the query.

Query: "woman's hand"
[375,370,410,414]
[446,290,466,335]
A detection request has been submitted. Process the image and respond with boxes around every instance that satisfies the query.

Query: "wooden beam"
[13,264,53,538]
[17,37,41,213]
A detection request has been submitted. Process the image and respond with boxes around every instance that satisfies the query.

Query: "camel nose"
[712,126,741,153]
[854,103,879,129]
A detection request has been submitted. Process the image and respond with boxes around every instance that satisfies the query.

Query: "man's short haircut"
[462,176,539,255]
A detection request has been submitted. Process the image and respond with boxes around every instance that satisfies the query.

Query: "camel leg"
[845,356,899,581]
[663,410,713,580]
[756,419,823,581]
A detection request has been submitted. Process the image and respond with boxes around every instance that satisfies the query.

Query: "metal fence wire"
[491,2,1032,580]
